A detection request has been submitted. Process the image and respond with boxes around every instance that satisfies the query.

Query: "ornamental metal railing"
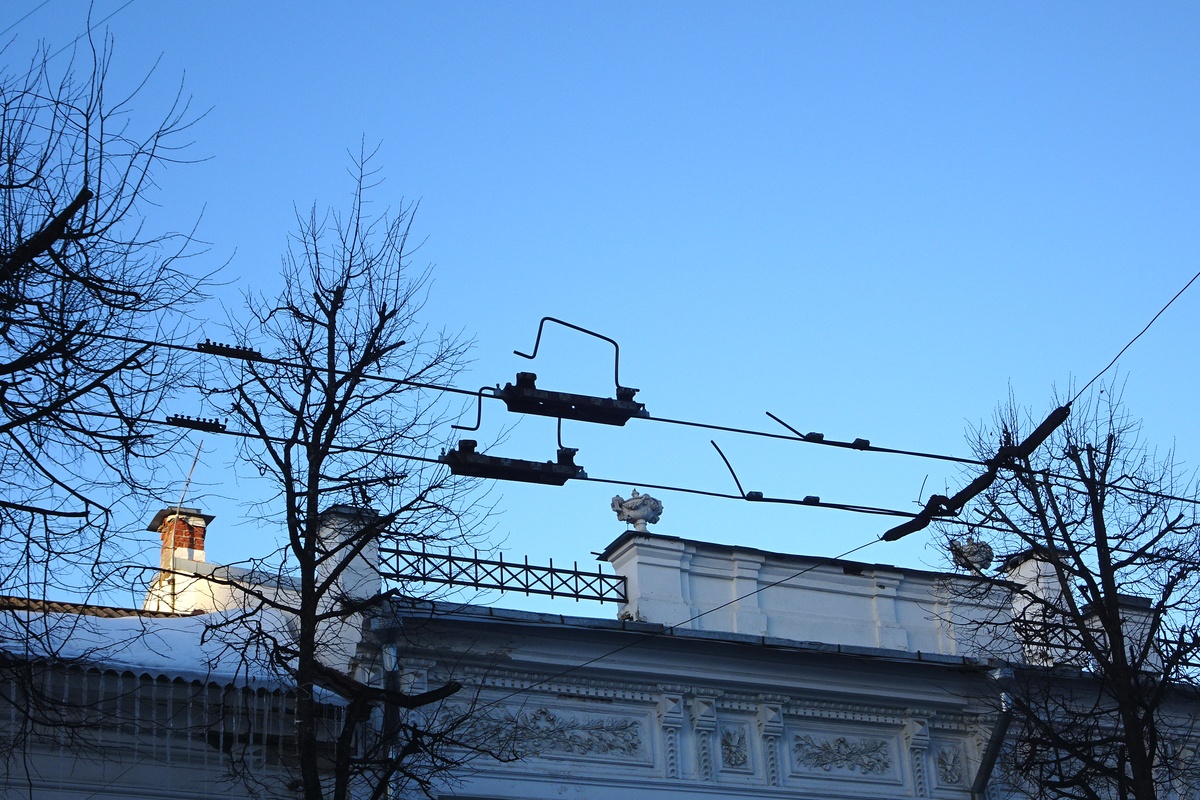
[379,546,626,604]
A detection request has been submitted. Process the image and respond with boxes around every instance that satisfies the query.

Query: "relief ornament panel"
[793,735,892,775]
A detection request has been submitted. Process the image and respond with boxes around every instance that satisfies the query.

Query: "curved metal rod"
[710,440,748,498]
[452,386,497,432]
[513,316,625,391]
[557,418,568,451]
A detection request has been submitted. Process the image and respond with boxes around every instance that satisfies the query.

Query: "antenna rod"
[167,440,203,612]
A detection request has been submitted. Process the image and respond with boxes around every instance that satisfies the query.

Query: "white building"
[382,529,1011,800]
[0,506,1150,800]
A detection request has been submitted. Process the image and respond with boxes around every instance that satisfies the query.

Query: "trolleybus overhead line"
[13,267,1200,517]
[5,316,990,467]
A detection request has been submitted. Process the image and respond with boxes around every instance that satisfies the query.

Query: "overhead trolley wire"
[12,261,1200,536]
[646,411,986,467]
[1072,266,1200,404]
[71,409,916,515]
[53,407,1026,534]
[30,309,1190,515]
[884,265,1200,540]
[0,319,485,399]
[13,315,1200,512]
[56,2,138,60]
[0,0,53,39]
[32,0,141,61]
[0,317,991,465]
[420,271,1200,716]
[3,266,1195,528]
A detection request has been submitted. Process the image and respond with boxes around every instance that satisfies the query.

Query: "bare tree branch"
[199,147,491,800]
[940,382,1200,800]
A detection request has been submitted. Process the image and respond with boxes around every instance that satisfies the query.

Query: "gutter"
[971,668,1014,800]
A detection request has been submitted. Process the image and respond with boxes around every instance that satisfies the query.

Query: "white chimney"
[1003,548,1074,666]
[316,505,381,602]
[1082,594,1160,673]
[314,505,381,674]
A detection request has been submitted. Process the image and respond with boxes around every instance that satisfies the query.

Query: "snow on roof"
[0,606,296,690]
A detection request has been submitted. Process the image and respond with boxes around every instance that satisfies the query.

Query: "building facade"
[1,508,1175,800]
[383,530,1007,800]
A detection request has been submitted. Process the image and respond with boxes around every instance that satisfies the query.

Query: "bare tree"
[196,150,489,799]
[942,384,1200,800]
[0,31,210,782]
[0,33,205,601]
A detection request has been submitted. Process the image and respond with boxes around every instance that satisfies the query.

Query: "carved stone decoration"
[720,725,750,770]
[663,726,680,780]
[522,708,641,756]
[689,695,718,782]
[697,730,715,782]
[793,735,892,775]
[658,693,684,725]
[936,745,965,786]
[763,735,782,786]
[911,750,930,797]
[658,692,684,780]
[758,701,785,787]
[950,536,994,571]
[456,706,642,759]
[611,490,663,532]
[903,717,930,750]
[905,717,931,797]
[397,657,435,694]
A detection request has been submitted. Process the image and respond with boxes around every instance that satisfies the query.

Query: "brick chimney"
[148,507,215,566]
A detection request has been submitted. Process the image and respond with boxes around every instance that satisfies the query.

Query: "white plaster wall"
[604,533,1005,656]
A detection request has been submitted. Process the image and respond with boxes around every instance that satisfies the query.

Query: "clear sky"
[10,2,1200,611]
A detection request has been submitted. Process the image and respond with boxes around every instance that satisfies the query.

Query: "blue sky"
[12,2,1200,610]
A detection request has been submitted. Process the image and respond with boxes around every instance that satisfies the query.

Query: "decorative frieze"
[444,667,984,793]
[457,665,656,702]
[788,700,911,725]
[516,708,641,756]
[793,734,892,775]
[452,705,644,761]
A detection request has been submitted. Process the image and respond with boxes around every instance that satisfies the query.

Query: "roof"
[386,598,992,671]
[0,605,295,690]
[147,506,216,531]
[0,595,196,619]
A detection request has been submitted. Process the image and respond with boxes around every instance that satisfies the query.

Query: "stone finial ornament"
[950,536,994,572]
[611,490,663,532]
